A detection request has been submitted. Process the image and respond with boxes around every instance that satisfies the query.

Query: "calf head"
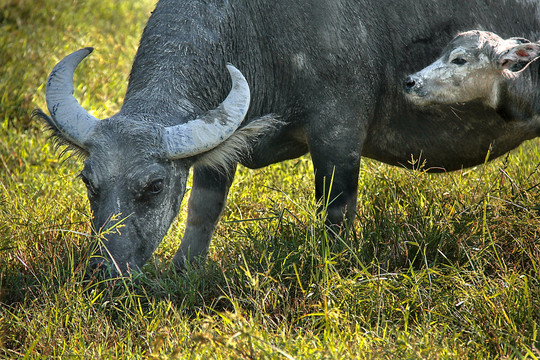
[36,48,251,277]
[404,30,540,107]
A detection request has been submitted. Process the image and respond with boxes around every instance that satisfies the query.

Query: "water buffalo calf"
[404,30,540,128]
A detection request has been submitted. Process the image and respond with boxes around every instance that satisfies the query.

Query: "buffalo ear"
[498,42,540,72]
[32,108,89,159]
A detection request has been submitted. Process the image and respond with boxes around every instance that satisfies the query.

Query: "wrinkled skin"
[39,0,540,278]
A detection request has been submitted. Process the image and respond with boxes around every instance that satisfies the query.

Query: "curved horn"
[46,47,98,148]
[163,64,251,159]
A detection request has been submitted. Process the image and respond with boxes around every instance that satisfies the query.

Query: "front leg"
[172,165,236,270]
[307,110,367,227]
[310,140,362,226]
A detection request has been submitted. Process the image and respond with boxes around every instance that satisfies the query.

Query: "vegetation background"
[1,0,539,358]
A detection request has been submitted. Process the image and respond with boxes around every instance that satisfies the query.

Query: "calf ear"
[498,42,540,72]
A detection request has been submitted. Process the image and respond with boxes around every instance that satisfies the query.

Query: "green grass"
[1,0,540,358]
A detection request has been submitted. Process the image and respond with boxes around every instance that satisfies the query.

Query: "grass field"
[1,0,539,358]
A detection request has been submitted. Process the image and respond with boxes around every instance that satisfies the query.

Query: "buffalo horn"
[163,64,250,159]
[46,47,98,148]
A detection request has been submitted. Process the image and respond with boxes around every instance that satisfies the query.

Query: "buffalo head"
[36,48,251,277]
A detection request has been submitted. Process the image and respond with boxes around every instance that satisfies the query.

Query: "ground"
[0,0,539,358]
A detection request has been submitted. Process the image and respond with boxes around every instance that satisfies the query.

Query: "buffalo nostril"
[404,76,417,91]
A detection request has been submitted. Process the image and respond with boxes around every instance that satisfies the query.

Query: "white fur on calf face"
[404,31,540,108]
[405,37,501,106]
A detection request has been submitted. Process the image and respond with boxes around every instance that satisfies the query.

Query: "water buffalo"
[36,0,540,277]
[404,30,540,127]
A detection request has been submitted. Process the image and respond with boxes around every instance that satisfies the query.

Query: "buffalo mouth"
[86,222,157,279]
[86,237,137,279]
[87,257,121,279]
[403,88,434,106]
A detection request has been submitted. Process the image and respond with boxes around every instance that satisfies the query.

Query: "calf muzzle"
[404,75,423,94]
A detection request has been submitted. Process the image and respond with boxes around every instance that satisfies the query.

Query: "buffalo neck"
[495,61,540,128]
[120,0,234,125]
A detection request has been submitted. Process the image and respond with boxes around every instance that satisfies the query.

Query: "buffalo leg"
[308,129,364,227]
[312,154,361,226]
[172,165,235,270]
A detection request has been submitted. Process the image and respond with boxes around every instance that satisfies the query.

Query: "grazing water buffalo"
[404,30,540,127]
[36,0,540,277]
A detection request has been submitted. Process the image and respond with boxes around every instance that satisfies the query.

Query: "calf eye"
[145,180,164,196]
[451,57,467,65]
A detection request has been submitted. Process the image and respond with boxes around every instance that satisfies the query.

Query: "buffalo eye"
[451,57,467,65]
[144,179,164,196]
[79,173,97,198]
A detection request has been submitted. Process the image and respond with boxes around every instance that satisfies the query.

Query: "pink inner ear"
[516,49,531,57]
